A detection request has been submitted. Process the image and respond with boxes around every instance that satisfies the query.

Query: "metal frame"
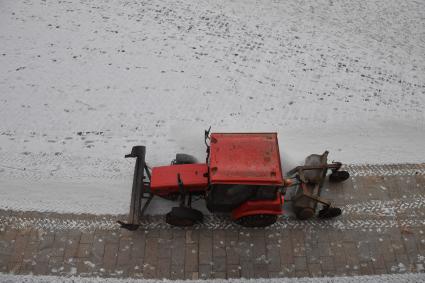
[287,154,342,215]
[118,146,154,230]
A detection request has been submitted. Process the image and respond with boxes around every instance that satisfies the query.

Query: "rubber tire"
[173,153,198,165]
[318,207,342,219]
[329,170,350,183]
[165,207,203,227]
[295,207,315,220]
[235,214,278,228]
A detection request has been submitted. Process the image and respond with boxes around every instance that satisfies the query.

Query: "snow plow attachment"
[118,146,153,230]
[287,151,350,220]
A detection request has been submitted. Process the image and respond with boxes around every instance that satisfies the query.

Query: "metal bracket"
[118,146,152,230]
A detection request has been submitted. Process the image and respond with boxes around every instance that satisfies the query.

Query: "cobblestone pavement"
[1,165,425,279]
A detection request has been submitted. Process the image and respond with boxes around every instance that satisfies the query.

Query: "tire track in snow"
[342,195,425,217]
[343,164,425,177]
[2,207,425,231]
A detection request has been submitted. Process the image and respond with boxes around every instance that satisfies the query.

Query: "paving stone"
[20,260,33,274]
[294,256,307,271]
[8,261,22,274]
[77,257,96,275]
[185,243,198,272]
[280,231,294,265]
[127,257,144,278]
[170,264,184,280]
[51,232,67,258]
[212,271,226,279]
[225,230,239,265]
[145,230,159,239]
[48,256,65,275]
[159,229,173,240]
[343,242,360,267]
[402,233,419,262]
[280,263,296,277]
[329,241,345,268]
[78,243,92,258]
[198,264,213,279]
[143,237,158,278]
[11,233,28,262]
[212,256,226,272]
[117,239,132,267]
[254,263,269,278]
[173,229,185,239]
[225,244,239,265]
[240,260,254,278]
[227,264,240,278]
[213,230,226,258]
[238,231,253,260]
[291,230,306,257]
[266,242,281,272]
[359,261,374,275]
[185,271,199,280]
[130,232,145,260]
[171,234,185,266]
[320,256,334,272]
[92,234,105,264]
[119,229,135,241]
[32,260,49,275]
[295,270,310,277]
[186,230,198,244]
[199,230,213,265]
[0,257,9,272]
[22,241,39,262]
[371,254,386,271]
[1,229,17,242]
[103,243,118,271]
[308,263,322,277]
[157,258,171,279]
[318,242,332,257]
[80,233,95,244]
[60,257,79,276]
[64,232,81,260]
[252,231,266,260]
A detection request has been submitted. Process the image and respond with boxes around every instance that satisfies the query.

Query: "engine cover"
[150,164,208,197]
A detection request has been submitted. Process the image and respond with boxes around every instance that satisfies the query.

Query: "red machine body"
[209,133,284,186]
[231,192,284,220]
[121,131,349,229]
[150,164,208,197]
[150,132,284,221]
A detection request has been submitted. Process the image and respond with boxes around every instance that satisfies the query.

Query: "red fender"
[231,192,284,220]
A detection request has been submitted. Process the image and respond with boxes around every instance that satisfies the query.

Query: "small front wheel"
[235,214,277,227]
[165,207,203,227]
[171,153,198,165]
[329,170,350,182]
[318,207,342,219]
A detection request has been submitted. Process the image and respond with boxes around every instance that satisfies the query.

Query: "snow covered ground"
[0,0,424,214]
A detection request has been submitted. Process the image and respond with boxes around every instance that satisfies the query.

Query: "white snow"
[1,273,425,283]
[0,0,424,214]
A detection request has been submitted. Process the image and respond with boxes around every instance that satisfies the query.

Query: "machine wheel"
[329,170,350,182]
[318,207,342,219]
[235,214,277,227]
[165,207,203,227]
[294,207,315,220]
[172,153,198,165]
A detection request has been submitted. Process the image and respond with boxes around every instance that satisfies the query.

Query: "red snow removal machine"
[118,129,350,230]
